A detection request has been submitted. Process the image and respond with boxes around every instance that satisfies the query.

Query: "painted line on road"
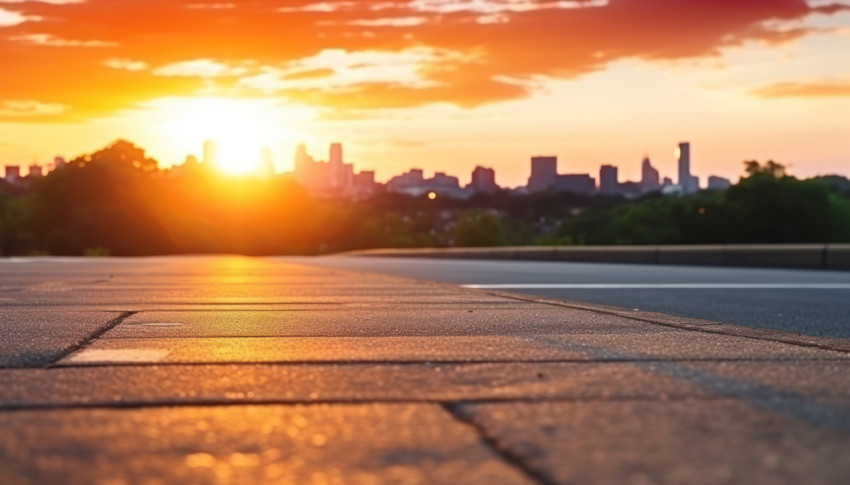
[462,283,850,289]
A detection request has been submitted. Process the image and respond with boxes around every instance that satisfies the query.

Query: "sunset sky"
[1,0,849,186]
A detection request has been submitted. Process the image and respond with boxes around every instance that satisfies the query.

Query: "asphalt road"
[294,257,850,339]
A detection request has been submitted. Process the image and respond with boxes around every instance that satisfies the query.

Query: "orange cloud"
[0,0,848,121]
[751,79,850,98]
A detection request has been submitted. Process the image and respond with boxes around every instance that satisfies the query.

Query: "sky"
[1,0,849,186]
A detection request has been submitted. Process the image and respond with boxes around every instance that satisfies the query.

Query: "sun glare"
[154,97,302,175]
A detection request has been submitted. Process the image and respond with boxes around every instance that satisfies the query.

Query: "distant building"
[599,165,619,195]
[328,142,345,188]
[387,169,469,198]
[353,170,376,188]
[203,140,218,167]
[53,156,67,170]
[350,170,380,198]
[707,175,732,190]
[432,172,460,188]
[617,181,642,198]
[527,156,558,192]
[329,142,343,165]
[387,169,425,190]
[294,143,312,174]
[168,154,203,177]
[553,174,596,195]
[641,157,660,193]
[527,156,595,194]
[4,165,21,181]
[28,165,43,177]
[469,166,499,193]
[260,147,274,177]
[677,142,699,194]
[293,142,375,196]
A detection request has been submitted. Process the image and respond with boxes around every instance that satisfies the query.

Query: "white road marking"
[462,283,850,289]
[64,349,169,364]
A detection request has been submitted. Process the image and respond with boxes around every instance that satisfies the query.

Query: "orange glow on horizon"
[154,97,303,175]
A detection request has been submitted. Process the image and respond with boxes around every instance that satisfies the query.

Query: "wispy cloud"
[11,34,117,47]
[153,59,247,78]
[0,100,66,117]
[104,58,149,71]
[751,79,850,98]
[0,7,40,26]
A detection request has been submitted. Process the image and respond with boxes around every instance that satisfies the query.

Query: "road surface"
[297,257,850,339]
[0,256,848,484]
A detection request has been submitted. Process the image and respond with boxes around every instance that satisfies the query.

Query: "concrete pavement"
[1,256,849,484]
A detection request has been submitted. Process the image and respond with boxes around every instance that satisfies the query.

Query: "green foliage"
[84,247,109,257]
[452,210,508,246]
[556,161,850,245]
[2,150,849,256]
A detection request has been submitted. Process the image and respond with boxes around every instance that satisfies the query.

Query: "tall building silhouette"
[293,142,375,196]
[28,165,43,177]
[641,156,660,193]
[203,140,218,167]
[708,175,732,190]
[4,166,21,180]
[329,142,343,166]
[260,147,274,177]
[527,155,595,194]
[599,165,619,195]
[528,156,558,192]
[327,142,354,188]
[294,143,312,174]
[677,142,689,186]
[677,142,699,194]
[469,166,499,193]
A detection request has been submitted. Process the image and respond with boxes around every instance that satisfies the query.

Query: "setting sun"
[153,97,300,175]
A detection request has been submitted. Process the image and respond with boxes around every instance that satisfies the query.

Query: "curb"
[345,244,850,270]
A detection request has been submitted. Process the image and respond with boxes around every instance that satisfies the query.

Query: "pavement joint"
[46,356,850,369]
[444,402,553,485]
[44,311,138,368]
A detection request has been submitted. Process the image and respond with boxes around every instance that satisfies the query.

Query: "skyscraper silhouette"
[470,166,499,193]
[641,156,660,193]
[260,147,274,177]
[528,156,558,192]
[203,140,218,167]
[599,165,619,195]
[677,142,698,194]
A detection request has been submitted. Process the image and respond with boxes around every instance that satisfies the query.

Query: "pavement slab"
[0,363,711,408]
[110,308,667,338]
[55,333,849,366]
[456,399,850,485]
[0,404,534,485]
[56,336,591,364]
[0,311,123,368]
